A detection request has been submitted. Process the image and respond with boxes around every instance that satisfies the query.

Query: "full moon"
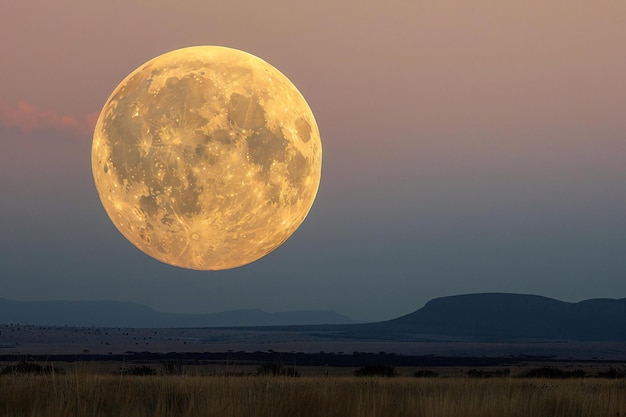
[92,46,322,270]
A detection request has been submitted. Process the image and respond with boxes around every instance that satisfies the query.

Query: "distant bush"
[161,360,185,375]
[596,367,626,379]
[221,371,250,377]
[413,370,439,378]
[120,365,157,376]
[353,365,398,378]
[519,366,586,379]
[467,369,510,378]
[0,361,60,375]
[256,363,299,377]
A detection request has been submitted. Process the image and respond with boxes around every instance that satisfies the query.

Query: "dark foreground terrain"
[3,293,626,417]
[2,323,626,417]
[0,365,625,417]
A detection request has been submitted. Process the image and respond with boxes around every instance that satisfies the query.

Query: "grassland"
[1,370,625,417]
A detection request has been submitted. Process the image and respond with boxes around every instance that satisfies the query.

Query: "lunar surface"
[92,46,322,270]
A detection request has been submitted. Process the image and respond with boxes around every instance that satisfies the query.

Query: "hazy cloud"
[0,100,97,138]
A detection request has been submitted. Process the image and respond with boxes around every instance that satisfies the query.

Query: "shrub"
[467,369,510,378]
[256,363,299,377]
[119,365,157,376]
[597,367,626,379]
[161,360,184,375]
[353,365,398,377]
[413,370,439,378]
[519,366,586,379]
[0,361,60,375]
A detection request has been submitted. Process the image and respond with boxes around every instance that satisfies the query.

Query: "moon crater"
[92,46,321,270]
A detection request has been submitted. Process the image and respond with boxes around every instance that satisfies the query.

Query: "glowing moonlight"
[92,46,322,270]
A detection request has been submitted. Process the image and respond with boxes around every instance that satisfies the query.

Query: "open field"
[3,324,626,360]
[1,371,625,417]
[2,324,626,416]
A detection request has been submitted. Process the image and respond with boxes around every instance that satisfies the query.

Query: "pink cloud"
[0,100,97,138]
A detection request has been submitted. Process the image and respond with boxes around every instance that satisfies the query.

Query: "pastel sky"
[1,0,625,321]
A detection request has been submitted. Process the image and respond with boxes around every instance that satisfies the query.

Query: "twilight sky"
[1,0,625,322]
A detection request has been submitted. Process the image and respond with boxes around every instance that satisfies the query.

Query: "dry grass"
[0,371,625,417]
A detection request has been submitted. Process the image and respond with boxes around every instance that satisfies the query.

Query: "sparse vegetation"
[353,364,398,377]
[467,368,510,378]
[0,361,61,375]
[161,360,185,375]
[519,366,586,379]
[119,365,157,376]
[413,369,439,378]
[596,367,626,379]
[256,362,299,377]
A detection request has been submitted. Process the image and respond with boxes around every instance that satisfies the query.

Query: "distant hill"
[373,293,626,342]
[198,293,626,343]
[3,294,626,342]
[0,299,356,327]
